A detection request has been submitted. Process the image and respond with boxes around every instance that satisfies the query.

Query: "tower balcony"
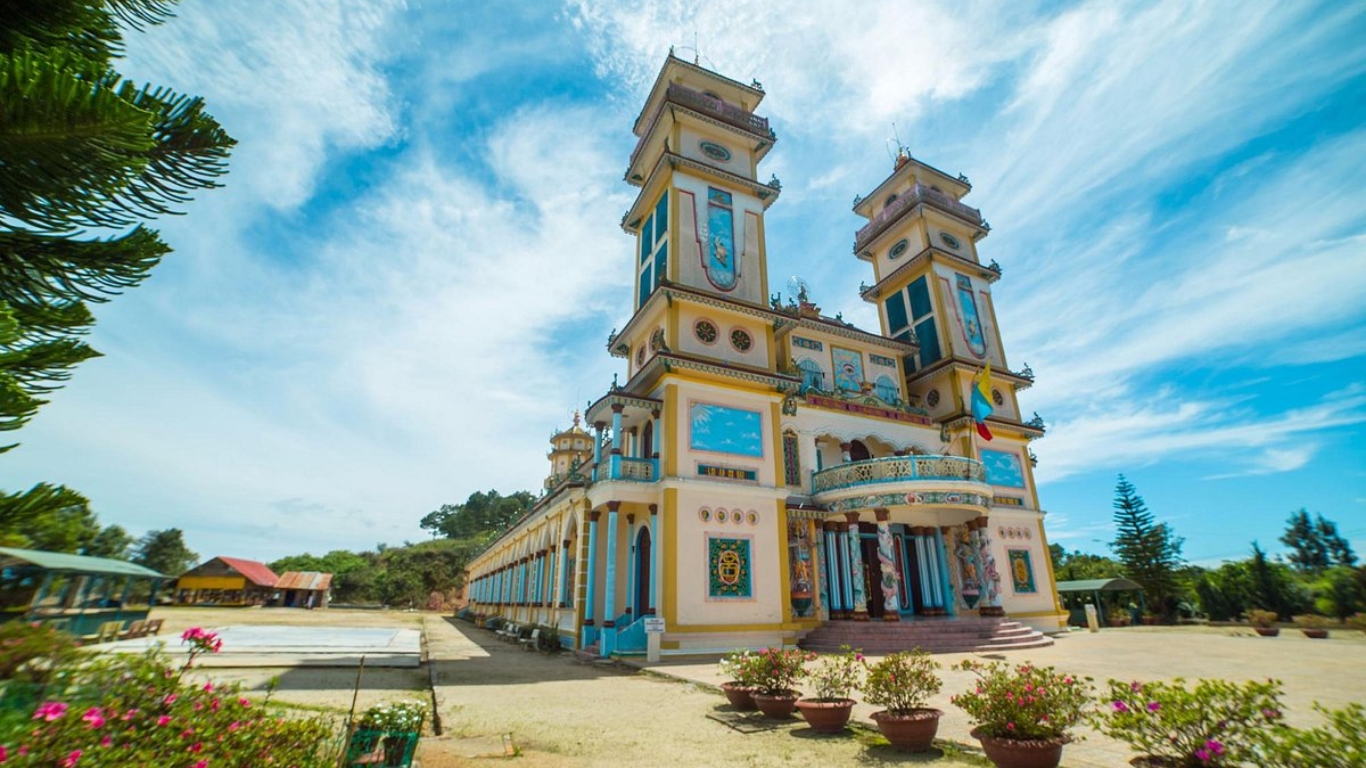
[854,184,984,253]
[810,455,990,511]
[664,83,772,138]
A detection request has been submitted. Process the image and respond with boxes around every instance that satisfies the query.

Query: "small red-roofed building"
[175,556,279,606]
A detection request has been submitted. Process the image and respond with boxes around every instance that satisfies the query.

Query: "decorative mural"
[782,433,801,485]
[955,274,988,358]
[826,490,992,514]
[705,188,738,291]
[953,527,981,607]
[788,521,814,616]
[846,525,867,612]
[792,336,823,351]
[708,536,752,599]
[1007,549,1036,594]
[978,528,1001,608]
[831,346,864,392]
[876,524,900,613]
[689,403,764,457]
[981,449,1026,488]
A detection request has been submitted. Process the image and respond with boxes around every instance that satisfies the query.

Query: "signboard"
[644,618,666,634]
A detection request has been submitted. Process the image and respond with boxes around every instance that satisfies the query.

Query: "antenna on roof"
[891,122,911,168]
[693,31,699,64]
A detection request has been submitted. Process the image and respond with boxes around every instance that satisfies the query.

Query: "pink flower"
[82,708,105,729]
[190,742,203,753]
[1147,702,1161,712]
[34,701,69,721]
[61,750,81,767]
[1006,722,1015,731]
[1205,739,1225,756]
[99,736,112,748]
[1112,701,1130,713]
[203,682,213,692]
[157,715,172,727]
[0,744,8,762]
[238,698,250,708]
[163,694,178,705]
[193,762,208,768]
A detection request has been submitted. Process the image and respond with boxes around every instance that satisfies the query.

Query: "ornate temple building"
[464,54,1065,656]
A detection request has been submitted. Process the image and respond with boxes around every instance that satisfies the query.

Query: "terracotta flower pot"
[751,690,800,719]
[1301,628,1329,639]
[971,728,1070,768]
[871,708,942,751]
[1254,627,1279,637]
[720,681,757,710]
[795,698,854,734]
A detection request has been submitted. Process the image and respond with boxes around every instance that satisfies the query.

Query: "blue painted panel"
[690,403,764,457]
[981,449,1025,488]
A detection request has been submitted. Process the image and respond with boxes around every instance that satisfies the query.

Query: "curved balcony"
[810,455,991,514]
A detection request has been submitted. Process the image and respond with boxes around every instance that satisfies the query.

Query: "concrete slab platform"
[102,625,423,668]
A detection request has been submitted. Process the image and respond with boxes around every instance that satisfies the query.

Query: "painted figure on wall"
[955,274,988,358]
[705,188,738,290]
[876,525,900,614]
[955,528,980,608]
[977,528,1001,607]
[832,347,864,392]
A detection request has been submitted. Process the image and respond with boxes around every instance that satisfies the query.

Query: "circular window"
[695,320,718,344]
[889,238,909,259]
[699,508,711,522]
[926,389,941,408]
[715,509,728,524]
[940,232,962,250]
[636,346,645,366]
[730,328,753,352]
[699,140,732,162]
[747,511,759,526]
[992,389,1004,406]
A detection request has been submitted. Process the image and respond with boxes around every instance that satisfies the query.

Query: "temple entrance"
[860,536,884,619]
[634,527,652,615]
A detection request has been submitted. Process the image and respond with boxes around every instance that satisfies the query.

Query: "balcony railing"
[854,184,983,252]
[665,84,771,137]
[616,457,657,482]
[811,455,986,495]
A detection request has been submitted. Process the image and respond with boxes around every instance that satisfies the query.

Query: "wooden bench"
[145,618,163,635]
[519,628,540,651]
[119,620,148,640]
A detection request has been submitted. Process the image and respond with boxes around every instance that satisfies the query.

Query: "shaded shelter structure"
[275,571,332,609]
[176,557,279,606]
[1056,577,1145,627]
[0,547,167,636]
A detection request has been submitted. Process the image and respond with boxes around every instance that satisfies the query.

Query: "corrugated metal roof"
[1055,578,1144,592]
[214,557,280,587]
[276,571,333,591]
[0,547,166,578]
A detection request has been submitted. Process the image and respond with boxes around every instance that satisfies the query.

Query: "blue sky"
[5,0,1364,565]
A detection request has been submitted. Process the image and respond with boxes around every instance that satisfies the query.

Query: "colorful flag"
[971,364,994,441]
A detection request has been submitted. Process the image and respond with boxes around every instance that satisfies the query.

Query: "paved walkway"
[626,626,1366,767]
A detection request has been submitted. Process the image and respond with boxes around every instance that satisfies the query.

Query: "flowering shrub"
[805,646,862,701]
[1293,614,1331,630]
[1244,609,1278,628]
[718,649,761,688]
[1256,703,1366,768]
[862,649,942,713]
[951,660,1092,740]
[359,700,428,733]
[0,626,342,767]
[1096,677,1284,766]
[750,647,814,695]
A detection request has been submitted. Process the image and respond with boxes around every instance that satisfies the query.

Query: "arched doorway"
[850,439,872,461]
[641,421,654,459]
[634,527,652,615]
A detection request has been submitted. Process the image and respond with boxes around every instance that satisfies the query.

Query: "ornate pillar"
[839,441,852,462]
[592,422,605,481]
[582,510,600,645]
[601,501,621,656]
[650,409,661,459]
[975,516,1004,616]
[557,539,572,608]
[543,548,555,608]
[873,509,900,621]
[822,521,842,619]
[609,405,624,479]
[648,504,659,615]
[938,527,957,617]
[844,512,869,621]
[624,513,637,619]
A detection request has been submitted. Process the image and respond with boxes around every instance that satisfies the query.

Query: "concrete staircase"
[798,616,1053,655]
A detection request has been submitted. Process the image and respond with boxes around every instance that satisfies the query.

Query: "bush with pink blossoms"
[951,660,1093,741]
[1096,677,1284,766]
[0,625,342,767]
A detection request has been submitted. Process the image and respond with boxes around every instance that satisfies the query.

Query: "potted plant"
[951,660,1093,768]
[749,647,814,719]
[718,649,760,710]
[1293,614,1331,639]
[1348,613,1366,634]
[1097,677,1284,767]
[351,700,428,767]
[862,648,944,751]
[1245,609,1279,637]
[795,645,861,734]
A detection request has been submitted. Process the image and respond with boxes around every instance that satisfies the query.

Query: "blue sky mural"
[982,450,1027,489]
[3,1,1363,563]
[690,404,765,458]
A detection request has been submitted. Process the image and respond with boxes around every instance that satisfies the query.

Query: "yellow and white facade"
[465,54,1067,656]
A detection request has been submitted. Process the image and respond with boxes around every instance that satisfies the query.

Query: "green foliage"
[0,622,79,685]
[718,649,761,688]
[131,527,197,576]
[1248,542,1311,621]
[1097,677,1284,766]
[0,482,98,552]
[358,700,427,733]
[1280,509,1357,574]
[1049,544,1125,581]
[749,647,814,695]
[1109,475,1184,615]
[805,645,863,701]
[1256,703,1366,768]
[419,490,535,541]
[950,660,1093,740]
[83,524,134,559]
[269,549,378,604]
[1312,566,1364,619]
[862,649,942,713]
[0,626,340,767]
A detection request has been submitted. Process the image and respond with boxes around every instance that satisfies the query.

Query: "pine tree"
[1280,509,1357,574]
[0,0,235,452]
[1109,474,1184,616]
[132,527,197,576]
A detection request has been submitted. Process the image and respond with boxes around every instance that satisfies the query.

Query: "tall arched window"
[796,358,825,392]
[874,375,899,404]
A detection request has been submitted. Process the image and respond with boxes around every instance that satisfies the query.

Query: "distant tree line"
[1050,476,1362,623]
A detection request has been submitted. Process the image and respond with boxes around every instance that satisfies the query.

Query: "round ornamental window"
[926,389,941,408]
[747,511,759,526]
[889,238,909,259]
[715,509,728,524]
[992,389,1004,406]
[636,346,645,366]
[694,319,718,344]
[699,141,732,162]
[939,232,962,250]
[699,508,711,522]
[730,328,753,352]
